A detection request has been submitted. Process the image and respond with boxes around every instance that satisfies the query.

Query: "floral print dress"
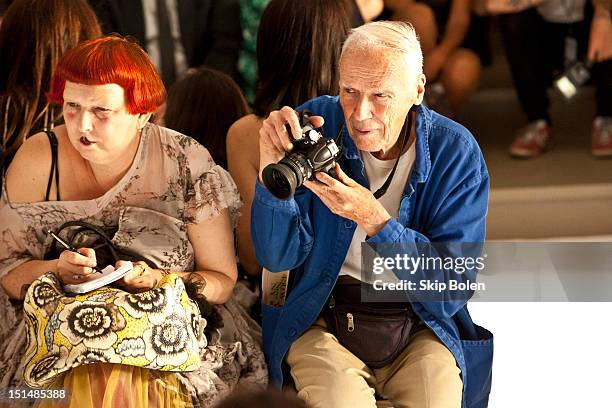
[0,124,267,407]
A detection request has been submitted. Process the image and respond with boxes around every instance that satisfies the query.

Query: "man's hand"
[588,8,612,62]
[258,106,324,182]
[304,164,391,237]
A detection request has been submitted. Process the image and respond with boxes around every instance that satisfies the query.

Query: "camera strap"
[372,109,414,199]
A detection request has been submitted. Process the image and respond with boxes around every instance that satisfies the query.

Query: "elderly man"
[252,21,493,408]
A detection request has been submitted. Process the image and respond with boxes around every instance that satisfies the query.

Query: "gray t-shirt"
[537,0,587,23]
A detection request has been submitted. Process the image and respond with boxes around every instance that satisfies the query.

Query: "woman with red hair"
[0,36,266,406]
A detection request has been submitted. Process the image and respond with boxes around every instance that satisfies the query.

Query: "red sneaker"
[591,117,612,157]
[509,120,553,158]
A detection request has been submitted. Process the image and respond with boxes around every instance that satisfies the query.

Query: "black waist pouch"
[322,283,417,369]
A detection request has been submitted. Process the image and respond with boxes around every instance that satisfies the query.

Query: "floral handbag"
[22,272,207,388]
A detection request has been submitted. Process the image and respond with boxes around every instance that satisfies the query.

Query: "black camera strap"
[372,110,414,199]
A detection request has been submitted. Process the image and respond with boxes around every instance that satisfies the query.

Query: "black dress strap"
[44,130,60,202]
[0,142,4,198]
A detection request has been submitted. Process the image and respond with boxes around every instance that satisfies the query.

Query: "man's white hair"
[341,21,423,76]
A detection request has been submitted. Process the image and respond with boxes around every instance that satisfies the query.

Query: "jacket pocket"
[261,303,283,346]
[461,324,493,408]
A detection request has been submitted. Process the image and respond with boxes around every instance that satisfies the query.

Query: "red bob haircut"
[48,35,166,114]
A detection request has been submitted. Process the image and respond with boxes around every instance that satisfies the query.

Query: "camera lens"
[262,163,300,200]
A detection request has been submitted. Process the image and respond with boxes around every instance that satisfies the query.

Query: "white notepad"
[64,261,133,294]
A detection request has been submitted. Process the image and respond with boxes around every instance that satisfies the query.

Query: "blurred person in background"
[585,0,610,156]
[91,0,242,87]
[385,0,486,116]
[238,0,382,102]
[227,0,352,277]
[588,0,612,65]
[0,0,11,25]
[485,0,612,158]
[163,67,249,169]
[0,0,101,174]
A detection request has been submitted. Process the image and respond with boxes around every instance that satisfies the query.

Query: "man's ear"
[413,74,426,105]
[137,112,153,129]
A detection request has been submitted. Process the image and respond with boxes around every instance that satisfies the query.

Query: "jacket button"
[288,328,297,338]
[344,221,354,228]
[324,277,332,286]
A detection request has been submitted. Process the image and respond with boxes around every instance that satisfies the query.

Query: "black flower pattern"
[69,305,113,338]
[26,344,72,387]
[115,287,170,324]
[125,290,167,314]
[30,353,59,383]
[58,302,118,349]
[32,282,61,309]
[73,349,114,365]
[144,313,191,367]
[152,317,188,354]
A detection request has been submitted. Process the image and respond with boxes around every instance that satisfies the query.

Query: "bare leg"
[388,1,438,53]
[439,48,482,114]
[356,0,385,22]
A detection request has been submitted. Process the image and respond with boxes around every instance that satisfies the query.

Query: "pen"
[47,230,103,274]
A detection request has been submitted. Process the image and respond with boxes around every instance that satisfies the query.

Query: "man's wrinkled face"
[339,47,425,159]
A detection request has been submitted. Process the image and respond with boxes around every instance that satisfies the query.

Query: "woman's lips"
[79,136,96,146]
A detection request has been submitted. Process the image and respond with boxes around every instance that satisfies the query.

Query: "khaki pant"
[287,317,462,408]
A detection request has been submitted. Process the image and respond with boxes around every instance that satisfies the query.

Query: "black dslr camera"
[262,111,342,200]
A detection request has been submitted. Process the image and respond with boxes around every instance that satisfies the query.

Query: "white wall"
[469,303,612,408]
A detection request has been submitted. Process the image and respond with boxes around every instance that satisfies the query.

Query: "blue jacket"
[251,97,493,408]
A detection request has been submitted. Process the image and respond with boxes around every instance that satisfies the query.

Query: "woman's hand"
[115,260,162,293]
[55,248,99,285]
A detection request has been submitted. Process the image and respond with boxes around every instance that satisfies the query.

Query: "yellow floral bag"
[22,272,207,388]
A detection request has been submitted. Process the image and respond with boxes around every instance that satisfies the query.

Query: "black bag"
[322,283,418,369]
[45,220,150,267]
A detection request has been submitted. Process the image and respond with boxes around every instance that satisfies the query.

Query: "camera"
[262,112,342,200]
[554,59,591,100]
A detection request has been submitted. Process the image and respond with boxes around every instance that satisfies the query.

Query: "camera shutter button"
[307,130,319,141]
